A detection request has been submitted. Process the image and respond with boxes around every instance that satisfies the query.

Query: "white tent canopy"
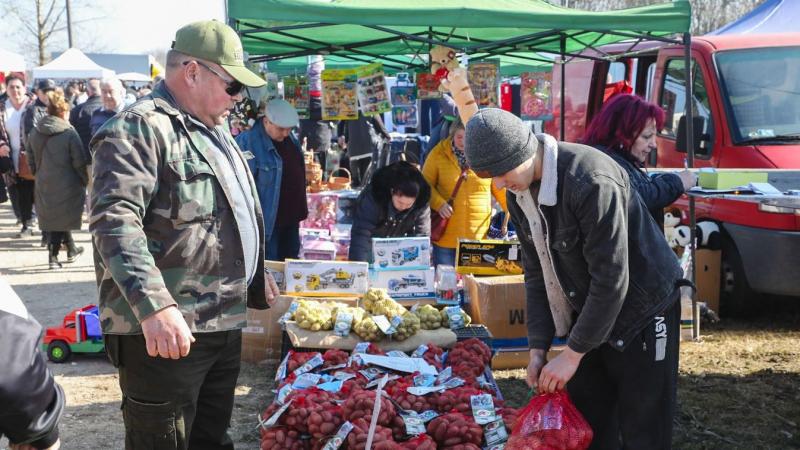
[0,47,26,72]
[32,48,115,79]
[116,72,152,82]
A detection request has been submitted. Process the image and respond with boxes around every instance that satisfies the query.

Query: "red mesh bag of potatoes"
[507,391,592,450]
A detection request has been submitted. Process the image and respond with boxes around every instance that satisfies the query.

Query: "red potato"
[286,351,319,373]
[322,348,349,368]
[426,412,483,447]
[346,418,398,450]
[343,390,397,426]
[259,426,308,450]
[397,433,436,450]
[450,338,492,365]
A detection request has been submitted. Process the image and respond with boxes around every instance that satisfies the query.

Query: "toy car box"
[299,240,338,261]
[456,239,523,276]
[285,259,369,297]
[372,236,431,271]
[369,267,435,299]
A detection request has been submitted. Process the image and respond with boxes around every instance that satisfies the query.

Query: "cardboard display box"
[698,171,768,190]
[285,259,369,297]
[695,249,721,313]
[372,236,432,271]
[456,239,523,276]
[370,267,435,299]
[464,274,527,346]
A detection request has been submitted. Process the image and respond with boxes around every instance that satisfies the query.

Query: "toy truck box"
[456,239,523,276]
[372,236,431,271]
[285,259,369,297]
[369,267,436,299]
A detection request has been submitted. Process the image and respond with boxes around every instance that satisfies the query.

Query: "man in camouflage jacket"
[89,20,278,450]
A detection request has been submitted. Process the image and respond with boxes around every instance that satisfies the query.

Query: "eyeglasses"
[184,60,244,96]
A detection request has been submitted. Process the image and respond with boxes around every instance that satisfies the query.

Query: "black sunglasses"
[184,60,244,96]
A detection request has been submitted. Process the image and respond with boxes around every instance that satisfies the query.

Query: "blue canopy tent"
[708,0,795,35]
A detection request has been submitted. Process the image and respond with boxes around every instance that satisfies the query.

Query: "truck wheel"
[47,341,71,363]
[720,236,755,317]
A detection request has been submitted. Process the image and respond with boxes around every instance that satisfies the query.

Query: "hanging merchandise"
[284,76,310,119]
[322,68,359,120]
[356,63,392,116]
[415,73,443,100]
[390,73,418,127]
[467,60,500,108]
[520,71,554,120]
[265,72,281,101]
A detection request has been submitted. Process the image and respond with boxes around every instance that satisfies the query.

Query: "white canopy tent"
[32,48,115,79]
[116,72,152,82]
[0,48,26,72]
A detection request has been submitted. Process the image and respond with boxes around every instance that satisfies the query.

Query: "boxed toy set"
[371,236,431,271]
[285,259,369,297]
[369,267,436,299]
[456,239,523,276]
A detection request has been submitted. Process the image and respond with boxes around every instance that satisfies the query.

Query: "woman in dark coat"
[582,94,696,227]
[27,90,88,269]
[349,161,431,262]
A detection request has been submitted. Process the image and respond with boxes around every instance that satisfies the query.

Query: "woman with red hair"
[582,94,696,226]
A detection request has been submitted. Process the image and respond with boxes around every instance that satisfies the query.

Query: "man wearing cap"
[235,98,308,260]
[89,20,279,449]
[22,79,55,148]
[463,108,684,449]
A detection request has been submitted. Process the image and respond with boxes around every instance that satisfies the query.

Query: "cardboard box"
[372,237,432,271]
[456,239,523,276]
[695,249,721,313]
[698,171,768,190]
[241,295,293,363]
[299,240,338,261]
[370,267,435,299]
[464,275,528,346]
[285,259,369,297]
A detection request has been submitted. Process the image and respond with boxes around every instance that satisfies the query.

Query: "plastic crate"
[279,330,327,361]
[453,324,493,349]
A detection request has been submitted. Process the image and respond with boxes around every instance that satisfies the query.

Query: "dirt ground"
[1,201,799,449]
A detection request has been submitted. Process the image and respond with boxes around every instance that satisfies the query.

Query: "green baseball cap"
[172,20,265,88]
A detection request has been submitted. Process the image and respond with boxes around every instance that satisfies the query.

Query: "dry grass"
[492,302,800,450]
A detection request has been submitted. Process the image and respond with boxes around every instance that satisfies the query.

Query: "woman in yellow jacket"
[422,118,508,266]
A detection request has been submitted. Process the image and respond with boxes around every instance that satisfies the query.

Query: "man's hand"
[0,144,10,157]
[526,349,547,389]
[140,305,195,359]
[538,347,584,393]
[438,203,454,219]
[265,272,280,307]
[10,438,60,450]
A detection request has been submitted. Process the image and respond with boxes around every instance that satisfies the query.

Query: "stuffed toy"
[671,225,692,248]
[663,207,683,248]
[430,45,460,88]
[441,67,479,125]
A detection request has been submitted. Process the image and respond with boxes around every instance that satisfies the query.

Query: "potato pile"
[293,300,333,331]
[414,304,442,329]
[440,307,472,328]
[392,312,421,341]
[353,316,384,342]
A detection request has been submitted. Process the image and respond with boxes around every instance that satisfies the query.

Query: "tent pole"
[683,32,699,340]
[560,33,566,141]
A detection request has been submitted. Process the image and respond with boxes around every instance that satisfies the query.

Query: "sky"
[1,0,227,65]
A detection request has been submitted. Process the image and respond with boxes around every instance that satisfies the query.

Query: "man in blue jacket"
[236,99,308,260]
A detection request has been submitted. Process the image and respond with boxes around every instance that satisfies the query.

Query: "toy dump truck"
[391,246,420,265]
[41,304,105,363]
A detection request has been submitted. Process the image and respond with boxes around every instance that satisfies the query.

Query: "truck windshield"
[716,46,800,144]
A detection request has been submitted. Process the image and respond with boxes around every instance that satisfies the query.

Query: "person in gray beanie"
[464,108,686,449]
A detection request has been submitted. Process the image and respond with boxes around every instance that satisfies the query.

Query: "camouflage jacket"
[89,82,268,334]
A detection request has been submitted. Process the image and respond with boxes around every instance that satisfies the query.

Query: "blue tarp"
[709,0,795,35]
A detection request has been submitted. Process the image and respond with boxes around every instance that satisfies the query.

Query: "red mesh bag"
[507,391,592,450]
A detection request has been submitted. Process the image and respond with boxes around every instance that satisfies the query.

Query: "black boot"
[66,242,84,263]
[49,244,62,270]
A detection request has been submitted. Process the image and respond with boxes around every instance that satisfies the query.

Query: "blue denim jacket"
[235,123,302,242]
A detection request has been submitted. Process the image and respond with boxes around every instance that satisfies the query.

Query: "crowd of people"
[0,18,702,450]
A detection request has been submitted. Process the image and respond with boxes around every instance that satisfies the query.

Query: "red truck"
[545,33,800,315]
[42,304,105,362]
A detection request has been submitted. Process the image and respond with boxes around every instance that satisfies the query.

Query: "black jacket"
[69,95,103,160]
[507,141,682,354]
[0,281,64,448]
[595,145,684,228]
[349,161,431,262]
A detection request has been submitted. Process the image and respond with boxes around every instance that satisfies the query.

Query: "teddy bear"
[663,207,684,249]
[430,45,460,88]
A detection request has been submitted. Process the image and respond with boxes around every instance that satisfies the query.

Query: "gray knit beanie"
[464,108,538,177]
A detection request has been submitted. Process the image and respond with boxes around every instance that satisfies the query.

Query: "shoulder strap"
[445,169,468,205]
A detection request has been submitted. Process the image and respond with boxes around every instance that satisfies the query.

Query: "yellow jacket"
[422,138,508,249]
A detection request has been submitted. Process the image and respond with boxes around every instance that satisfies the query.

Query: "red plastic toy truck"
[41,304,104,363]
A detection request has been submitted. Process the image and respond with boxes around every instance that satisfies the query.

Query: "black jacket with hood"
[349,161,431,262]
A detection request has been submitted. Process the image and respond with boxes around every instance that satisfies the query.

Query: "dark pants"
[266,224,301,261]
[105,330,242,450]
[8,178,34,224]
[567,297,680,450]
[49,231,74,247]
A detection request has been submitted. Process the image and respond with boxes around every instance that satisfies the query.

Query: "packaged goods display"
[285,260,369,297]
[372,237,432,271]
[370,268,435,299]
[456,239,523,276]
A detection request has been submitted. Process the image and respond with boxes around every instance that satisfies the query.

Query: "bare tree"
[0,0,106,66]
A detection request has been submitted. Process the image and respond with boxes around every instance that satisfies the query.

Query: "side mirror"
[676,115,709,154]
